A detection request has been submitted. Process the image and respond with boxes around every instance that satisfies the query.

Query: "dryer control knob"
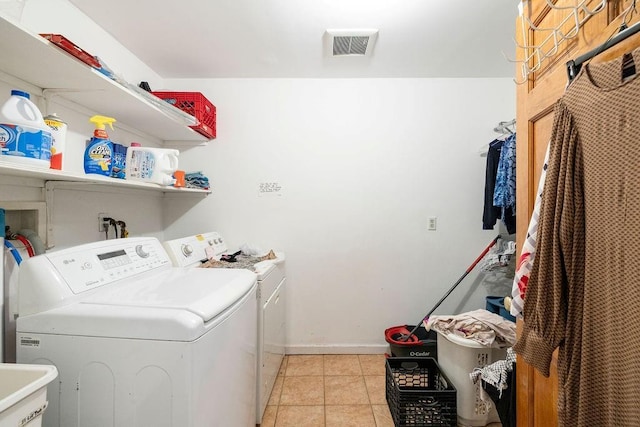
[135,245,149,258]
[182,244,194,257]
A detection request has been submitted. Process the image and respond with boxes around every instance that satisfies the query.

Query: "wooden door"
[515,1,640,426]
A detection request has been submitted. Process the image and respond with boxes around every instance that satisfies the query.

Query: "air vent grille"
[326,29,378,57]
[333,36,370,56]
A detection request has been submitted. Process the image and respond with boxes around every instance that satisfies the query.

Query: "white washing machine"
[163,232,286,424]
[15,237,258,427]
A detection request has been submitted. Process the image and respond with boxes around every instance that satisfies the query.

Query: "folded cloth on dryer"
[424,309,516,348]
[241,243,277,257]
[240,243,265,256]
[260,250,277,261]
[200,250,278,270]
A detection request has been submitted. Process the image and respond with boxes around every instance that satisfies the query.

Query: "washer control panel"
[163,232,228,268]
[46,238,171,294]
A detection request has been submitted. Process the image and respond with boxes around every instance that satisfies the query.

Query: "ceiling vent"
[326,29,378,57]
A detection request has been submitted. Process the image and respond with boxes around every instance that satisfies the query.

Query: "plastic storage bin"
[385,357,457,427]
[151,91,217,139]
[0,363,58,427]
[435,332,506,426]
[485,296,516,322]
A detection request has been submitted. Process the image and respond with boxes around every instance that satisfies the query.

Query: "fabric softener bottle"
[84,115,116,176]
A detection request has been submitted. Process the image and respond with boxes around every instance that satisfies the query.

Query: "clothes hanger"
[566,1,640,82]
[509,0,608,84]
[479,120,515,156]
[494,120,516,140]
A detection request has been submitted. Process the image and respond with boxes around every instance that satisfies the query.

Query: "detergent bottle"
[0,89,52,168]
[43,113,67,170]
[125,145,179,186]
[111,142,127,179]
[84,115,116,176]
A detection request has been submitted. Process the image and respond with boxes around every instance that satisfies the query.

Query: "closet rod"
[567,20,640,81]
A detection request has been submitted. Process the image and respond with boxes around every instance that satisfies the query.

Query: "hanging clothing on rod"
[515,46,640,426]
[482,120,517,235]
[493,133,516,226]
[566,20,640,82]
[483,139,505,229]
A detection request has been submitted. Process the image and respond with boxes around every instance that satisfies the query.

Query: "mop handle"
[406,234,501,338]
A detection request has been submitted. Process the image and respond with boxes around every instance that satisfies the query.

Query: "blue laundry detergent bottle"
[111,142,127,179]
[84,115,116,176]
[0,89,52,168]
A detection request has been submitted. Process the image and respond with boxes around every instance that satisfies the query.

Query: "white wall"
[0,0,170,250]
[21,0,164,91]
[163,78,516,353]
[2,1,517,353]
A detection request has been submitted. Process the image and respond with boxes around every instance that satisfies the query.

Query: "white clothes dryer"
[16,237,257,427]
[163,232,286,424]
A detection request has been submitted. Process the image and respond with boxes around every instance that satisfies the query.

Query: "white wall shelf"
[0,16,209,144]
[0,15,211,196]
[0,161,211,195]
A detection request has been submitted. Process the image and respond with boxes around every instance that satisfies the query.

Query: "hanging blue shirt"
[493,133,516,219]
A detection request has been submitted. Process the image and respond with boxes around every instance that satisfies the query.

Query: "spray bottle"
[84,115,116,176]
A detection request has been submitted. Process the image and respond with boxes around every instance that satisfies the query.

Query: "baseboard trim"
[285,344,388,355]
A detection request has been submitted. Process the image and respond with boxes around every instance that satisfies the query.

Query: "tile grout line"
[323,356,326,426]
[359,355,377,426]
[273,355,286,426]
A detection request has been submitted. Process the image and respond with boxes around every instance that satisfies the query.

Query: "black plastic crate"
[386,357,457,427]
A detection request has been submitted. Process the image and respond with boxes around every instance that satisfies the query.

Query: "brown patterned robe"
[514,48,640,426]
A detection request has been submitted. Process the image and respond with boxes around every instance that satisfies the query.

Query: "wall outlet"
[428,216,437,231]
[98,212,109,232]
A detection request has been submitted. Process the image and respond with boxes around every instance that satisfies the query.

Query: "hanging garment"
[509,144,550,318]
[514,48,640,427]
[493,133,516,219]
[483,139,516,234]
[483,139,503,230]
[471,348,517,427]
[470,347,516,397]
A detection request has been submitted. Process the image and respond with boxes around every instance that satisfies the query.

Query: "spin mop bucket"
[385,324,438,358]
[385,235,500,358]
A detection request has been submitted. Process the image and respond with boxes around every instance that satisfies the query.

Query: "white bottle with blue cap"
[0,90,52,168]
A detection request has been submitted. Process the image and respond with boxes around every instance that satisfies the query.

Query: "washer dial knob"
[182,244,194,257]
[135,245,149,258]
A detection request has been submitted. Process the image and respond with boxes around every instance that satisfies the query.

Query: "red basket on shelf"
[40,34,101,68]
[152,91,216,139]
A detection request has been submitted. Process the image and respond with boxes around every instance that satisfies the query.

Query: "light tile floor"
[260,354,392,427]
[258,354,503,427]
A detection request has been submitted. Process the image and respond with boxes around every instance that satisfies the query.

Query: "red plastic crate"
[152,91,216,139]
[40,34,101,68]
